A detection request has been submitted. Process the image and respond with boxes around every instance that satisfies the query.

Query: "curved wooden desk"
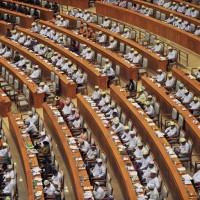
[172,68,200,96]
[61,14,168,72]
[48,0,89,9]
[0,87,11,117]
[42,103,85,200]
[110,84,196,200]
[0,58,44,108]
[4,0,54,21]
[0,20,13,35]
[0,36,76,98]
[0,8,34,28]
[96,1,200,54]
[142,76,200,153]
[38,20,139,81]
[17,27,108,90]
[77,94,137,200]
[8,112,37,200]
[135,0,200,26]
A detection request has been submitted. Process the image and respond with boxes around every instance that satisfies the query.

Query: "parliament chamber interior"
[0,0,200,199]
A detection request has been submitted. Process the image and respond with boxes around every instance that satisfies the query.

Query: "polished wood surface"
[0,8,34,28]
[61,14,168,72]
[96,1,200,54]
[77,94,137,200]
[48,0,89,9]
[42,103,85,200]
[0,36,77,98]
[0,20,13,35]
[142,76,200,153]
[4,0,54,20]
[38,20,139,81]
[110,84,196,200]
[0,58,44,108]
[8,112,44,200]
[0,87,11,117]
[172,68,200,96]
[17,26,108,90]
[135,0,200,26]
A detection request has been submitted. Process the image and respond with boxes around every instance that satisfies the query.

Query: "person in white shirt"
[84,191,94,199]
[55,15,62,26]
[169,2,178,11]
[124,48,135,61]
[102,65,115,86]
[101,17,111,28]
[163,1,171,8]
[0,143,8,158]
[195,67,200,81]
[184,21,191,32]
[139,5,146,14]
[44,180,56,197]
[79,140,90,154]
[142,161,157,184]
[51,52,59,63]
[133,142,146,160]
[121,126,131,143]
[110,23,120,33]
[105,104,118,120]
[131,51,142,65]
[126,131,138,151]
[175,138,190,158]
[193,170,200,185]
[91,158,106,179]
[38,44,47,56]
[151,40,163,54]
[25,121,38,135]
[97,31,107,45]
[0,44,6,55]
[167,47,176,65]
[51,170,62,187]
[55,55,64,68]
[189,96,200,116]
[155,69,166,84]
[67,8,75,16]
[15,56,26,68]
[146,170,160,190]
[100,99,111,113]
[36,132,50,147]
[119,0,127,7]
[164,74,176,90]
[173,17,180,27]
[62,100,74,116]
[194,26,200,37]
[190,7,199,18]
[156,0,164,5]
[18,32,26,44]
[24,36,32,47]
[10,30,19,41]
[93,182,105,200]
[92,86,102,102]
[175,84,185,99]
[30,65,41,83]
[112,118,125,135]
[165,13,175,24]
[39,25,47,36]
[147,183,159,200]
[60,18,69,28]
[25,111,38,125]
[185,5,191,16]
[181,89,193,105]
[2,178,14,194]
[75,9,83,18]
[121,28,131,39]
[177,3,186,13]
[98,92,110,107]
[84,48,94,61]
[31,22,39,33]
[164,121,178,138]
[76,73,86,86]
[85,145,97,161]
[2,47,12,59]
[136,150,151,171]
[38,82,50,94]
[144,101,155,118]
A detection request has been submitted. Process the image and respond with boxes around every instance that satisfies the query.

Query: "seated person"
[135,150,151,171]
[124,48,135,61]
[102,65,115,86]
[98,92,110,107]
[164,74,176,90]
[189,96,200,117]
[92,86,102,102]
[131,51,142,65]
[195,67,200,81]
[43,180,56,197]
[132,142,146,160]
[30,65,41,83]
[111,118,125,135]
[17,32,26,44]
[0,143,8,160]
[25,121,38,136]
[151,40,163,54]
[165,13,175,24]
[93,182,106,199]
[38,141,50,157]
[31,22,39,33]
[100,99,111,113]
[181,89,193,105]
[83,48,94,61]
[177,3,186,13]
[146,172,160,193]
[121,28,131,39]
[175,84,185,99]
[79,140,90,154]
[194,26,200,37]
[167,47,177,66]
[125,79,135,94]
[164,121,178,139]
[76,74,86,87]
[193,169,200,186]
[121,126,131,143]
[51,170,62,187]
[75,9,83,18]
[85,144,97,161]
[142,161,157,184]
[90,158,106,179]
[77,128,88,141]
[135,88,147,105]
[144,101,155,118]
[96,31,107,46]
[37,82,51,99]
[2,47,12,59]
[62,100,74,117]
[110,23,120,33]
[25,111,38,125]
[126,131,138,151]
[154,69,166,84]
[119,0,127,7]
[105,103,117,120]
[101,17,111,28]
[175,138,190,158]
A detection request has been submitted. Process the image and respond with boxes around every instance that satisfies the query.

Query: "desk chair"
[139,57,148,77]
[110,65,120,85]
[77,73,88,95]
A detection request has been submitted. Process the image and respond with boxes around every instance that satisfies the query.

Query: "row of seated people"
[52,97,114,199]
[29,22,119,87]
[0,1,40,19]
[6,30,88,91]
[155,0,199,18]
[82,87,175,199]
[102,0,200,36]
[0,122,17,198]
[22,109,64,199]
[65,9,179,63]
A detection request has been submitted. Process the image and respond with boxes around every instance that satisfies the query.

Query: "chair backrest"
[55,75,59,85]
[101,152,107,163]
[171,107,178,120]
[179,130,185,138]
[15,17,20,25]
[160,13,166,21]
[125,45,131,54]
[119,42,125,53]
[25,89,30,100]
[188,139,193,155]
[127,120,133,130]
[160,183,169,200]
[149,8,154,16]
[30,8,34,16]
[120,112,126,125]
[92,15,97,23]
[76,20,81,28]
[8,75,14,85]
[142,58,148,68]
[96,53,102,64]
[175,80,182,91]
[5,71,9,80]
[23,84,28,94]
[66,38,71,47]
[119,24,124,33]
[106,182,113,196]
[115,65,120,76]
[154,102,160,115]
[144,32,150,41]
[97,16,103,25]
[190,24,196,33]
[13,79,19,90]
[177,114,184,128]
[1,67,6,77]
[51,71,55,81]
[116,106,122,118]
[131,30,136,40]
[127,2,133,9]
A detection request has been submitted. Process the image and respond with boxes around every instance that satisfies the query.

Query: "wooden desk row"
[5,0,54,21]
[0,36,77,99]
[142,76,200,153]
[61,14,168,72]
[0,87,11,117]
[8,112,44,200]
[96,1,200,55]
[77,94,138,200]
[0,20,13,35]
[0,57,44,108]
[110,84,196,200]
[172,68,200,96]
[135,0,200,26]
[42,103,87,200]
[38,20,139,81]
[173,0,200,11]
[48,0,89,10]
[0,8,34,28]
[17,26,109,90]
